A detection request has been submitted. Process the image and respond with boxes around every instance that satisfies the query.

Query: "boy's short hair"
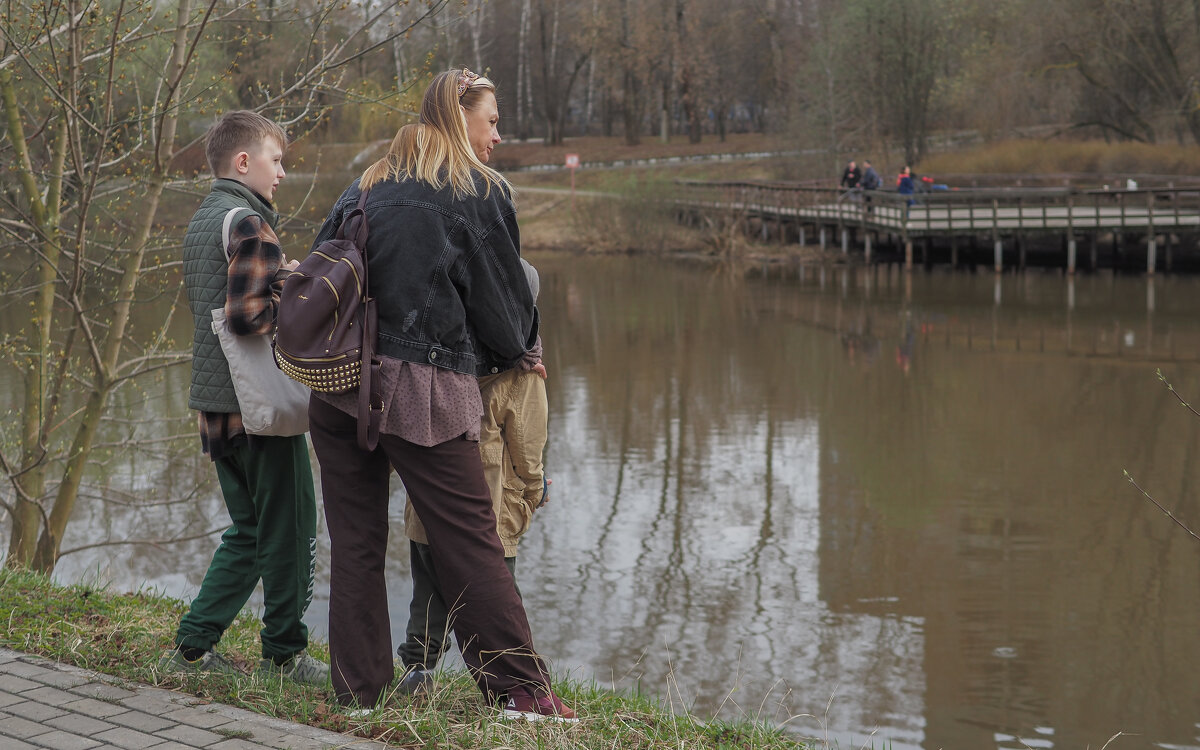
[204,111,288,176]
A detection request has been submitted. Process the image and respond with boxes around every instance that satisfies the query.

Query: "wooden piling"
[992,199,1002,273]
[1067,193,1076,274]
[1146,191,1156,275]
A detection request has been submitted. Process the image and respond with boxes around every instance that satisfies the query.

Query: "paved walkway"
[0,648,390,750]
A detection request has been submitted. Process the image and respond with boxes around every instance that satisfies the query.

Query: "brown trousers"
[309,396,551,707]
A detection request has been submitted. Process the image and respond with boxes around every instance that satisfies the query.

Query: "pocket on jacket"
[498,465,535,542]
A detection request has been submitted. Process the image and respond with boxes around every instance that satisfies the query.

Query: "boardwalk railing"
[672,179,1200,273]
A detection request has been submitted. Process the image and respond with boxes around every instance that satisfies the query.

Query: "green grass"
[0,567,810,749]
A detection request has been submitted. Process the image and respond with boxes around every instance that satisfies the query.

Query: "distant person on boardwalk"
[306,68,576,721]
[897,166,916,210]
[163,111,329,688]
[860,160,881,211]
[860,160,880,191]
[840,160,861,191]
[399,258,551,694]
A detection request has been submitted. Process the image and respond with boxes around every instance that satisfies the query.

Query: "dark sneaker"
[399,667,433,695]
[157,648,240,675]
[257,651,330,688]
[502,686,578,723]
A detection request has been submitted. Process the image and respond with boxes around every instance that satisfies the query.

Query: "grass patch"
[0,567,810,749]
[918,138,1200,179]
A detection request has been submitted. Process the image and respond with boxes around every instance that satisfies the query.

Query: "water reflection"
[9,254,1200,750]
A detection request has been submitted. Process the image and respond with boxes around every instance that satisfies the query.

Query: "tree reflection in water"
[37,255,1200,750]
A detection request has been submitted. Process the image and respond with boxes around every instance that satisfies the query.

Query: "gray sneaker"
[398,667,433,695]
[257,651,330,688]
[158,648,240,675]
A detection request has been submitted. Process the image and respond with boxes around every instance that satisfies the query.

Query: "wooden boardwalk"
[673,180,1200,273]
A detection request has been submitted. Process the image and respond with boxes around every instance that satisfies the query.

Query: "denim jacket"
[310,176,538,376]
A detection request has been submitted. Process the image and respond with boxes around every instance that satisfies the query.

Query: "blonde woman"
[308,69,575,721]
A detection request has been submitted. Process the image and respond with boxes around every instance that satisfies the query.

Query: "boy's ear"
[232,150,251,175]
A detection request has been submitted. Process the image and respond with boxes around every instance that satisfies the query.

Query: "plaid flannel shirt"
[199,212,289,459]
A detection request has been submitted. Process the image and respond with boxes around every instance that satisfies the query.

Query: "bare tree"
[672,0,702,143]
[840,0,946,165]
[1058,0,1200,145]
[516,0,533,139]
[594,0,658,144]
[528,0,591,144]
[0,0,444,573]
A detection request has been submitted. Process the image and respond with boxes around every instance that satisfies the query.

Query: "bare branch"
[111,353,191,382]
[257,0,450,114]
[0,6,87,71]
[58,526,227,557]
[1155,368,1200,419]
[1124,470,1200,543]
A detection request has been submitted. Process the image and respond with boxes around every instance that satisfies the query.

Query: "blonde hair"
[204,110,287,176]
[360,69,510,199]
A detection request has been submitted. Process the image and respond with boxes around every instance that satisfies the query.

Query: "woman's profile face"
[463,90,501,163]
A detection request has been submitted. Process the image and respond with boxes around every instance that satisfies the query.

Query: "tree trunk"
[465,0,486,72]
[582,0,599,135]
[517,0,532,139]
[623,70,642,145]
[392,3,410,86]
[659,78,669,143]
[583,55,597,135]
[543,0,561,144]
[1,62,66,568]
[674,0,701,144]
[619,0,641,145]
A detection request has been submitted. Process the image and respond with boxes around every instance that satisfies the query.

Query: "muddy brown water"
[19,248,1200,750]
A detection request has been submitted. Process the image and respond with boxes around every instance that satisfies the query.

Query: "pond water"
[14,247,1200,750]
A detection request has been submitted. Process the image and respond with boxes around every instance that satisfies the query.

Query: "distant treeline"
[232,0,1199,168]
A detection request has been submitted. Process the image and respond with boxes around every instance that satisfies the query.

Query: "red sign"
[565,153,580,169]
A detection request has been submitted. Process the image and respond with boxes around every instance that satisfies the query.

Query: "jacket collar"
[211,178,278,227]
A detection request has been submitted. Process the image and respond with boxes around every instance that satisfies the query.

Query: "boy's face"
[231,136,285,201]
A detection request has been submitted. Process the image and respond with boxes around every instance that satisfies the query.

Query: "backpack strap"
[348,188,382,452]
[221,207,254,260]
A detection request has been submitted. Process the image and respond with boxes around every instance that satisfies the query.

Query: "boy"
[397,259,549,692]
[161,110,328,687]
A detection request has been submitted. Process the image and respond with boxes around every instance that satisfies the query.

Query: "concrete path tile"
[0,648,393,750]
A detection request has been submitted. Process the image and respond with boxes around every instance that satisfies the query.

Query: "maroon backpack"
[274,189,381,450]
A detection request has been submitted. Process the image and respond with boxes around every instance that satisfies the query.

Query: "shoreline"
[0,567,810,749]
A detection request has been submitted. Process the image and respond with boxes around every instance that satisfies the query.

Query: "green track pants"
[175,434,317,661]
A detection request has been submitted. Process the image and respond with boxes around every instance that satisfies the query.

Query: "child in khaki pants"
[398,259,548,691]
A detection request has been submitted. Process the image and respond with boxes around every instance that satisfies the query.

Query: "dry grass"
[918,138,1200,180]
[0,567,811,749]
